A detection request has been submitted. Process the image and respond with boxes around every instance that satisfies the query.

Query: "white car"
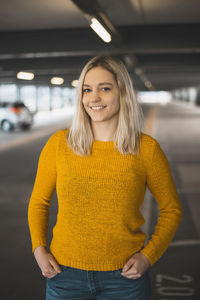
[0,101,33,132]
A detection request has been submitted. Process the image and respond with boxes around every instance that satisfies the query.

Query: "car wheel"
[21,123,31,130]
[1,120,13,132]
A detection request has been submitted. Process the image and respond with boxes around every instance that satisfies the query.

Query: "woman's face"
[82,66,120,125]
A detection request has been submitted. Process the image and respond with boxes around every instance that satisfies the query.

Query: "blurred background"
[0,0,200,299]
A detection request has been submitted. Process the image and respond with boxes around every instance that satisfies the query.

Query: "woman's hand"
[34,246,62,278]
[121,252,150,279]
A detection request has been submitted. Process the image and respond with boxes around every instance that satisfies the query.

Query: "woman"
[28,56,182,300]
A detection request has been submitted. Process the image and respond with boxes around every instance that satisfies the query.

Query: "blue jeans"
[46,265,151,300]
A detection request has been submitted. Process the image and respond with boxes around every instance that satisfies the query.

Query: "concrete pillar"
[182,89,189,102]
[61,88,65,108]
[49,87,53,111]
[188,88,197,105]
[16,85,21,101]
[171,90,176,101]
[175,90,182,101]
[35,86,39,113]
[195,87,200,106]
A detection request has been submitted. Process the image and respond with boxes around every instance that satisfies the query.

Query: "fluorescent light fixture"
[51,77,64,85]
[71,80,79,87]
[17,71,34,80]
[90,18,111,43]
[144,80,153,89]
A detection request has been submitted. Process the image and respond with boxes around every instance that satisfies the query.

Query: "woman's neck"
[92,120,118,141]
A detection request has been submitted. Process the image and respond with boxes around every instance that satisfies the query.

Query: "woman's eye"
[102,87,111,91]
[83,88,91,93]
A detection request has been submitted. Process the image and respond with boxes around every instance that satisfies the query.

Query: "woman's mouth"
[90,106,106,110]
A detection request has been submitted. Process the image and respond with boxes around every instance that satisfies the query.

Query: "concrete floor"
[0,101,200,300]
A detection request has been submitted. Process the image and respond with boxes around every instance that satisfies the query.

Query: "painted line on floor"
[170,240,200,246]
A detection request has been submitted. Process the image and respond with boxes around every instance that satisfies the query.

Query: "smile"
[90,106,106,110]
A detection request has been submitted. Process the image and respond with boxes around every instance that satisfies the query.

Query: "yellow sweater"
[28,129,182,271]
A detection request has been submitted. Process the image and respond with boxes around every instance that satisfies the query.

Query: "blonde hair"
[67,56,144,156]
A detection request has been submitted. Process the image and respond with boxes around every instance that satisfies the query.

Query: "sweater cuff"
[32,240,47,253]
[140,248,155,266]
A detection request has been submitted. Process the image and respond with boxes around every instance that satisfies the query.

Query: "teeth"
[91,106,105,110]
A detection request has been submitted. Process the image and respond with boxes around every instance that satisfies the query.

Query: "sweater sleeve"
[140,140,183,265]
[28,132,59,252]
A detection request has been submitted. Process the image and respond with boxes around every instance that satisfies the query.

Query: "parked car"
[0,101,33,132]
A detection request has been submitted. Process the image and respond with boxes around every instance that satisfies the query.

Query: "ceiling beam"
[0,24,199,56]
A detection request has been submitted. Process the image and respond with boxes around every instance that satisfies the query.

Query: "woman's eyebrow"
[99,82,113,86]
[83,82,113,87]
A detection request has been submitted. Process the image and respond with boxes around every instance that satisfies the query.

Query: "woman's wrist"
[34,245,47,257]
[139,251,151,267]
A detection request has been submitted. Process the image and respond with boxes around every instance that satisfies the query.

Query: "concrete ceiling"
[0,0,200,90]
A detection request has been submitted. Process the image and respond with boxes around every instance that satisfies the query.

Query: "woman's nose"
[91,90,101,102]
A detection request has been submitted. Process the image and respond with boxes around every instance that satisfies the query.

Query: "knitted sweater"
[28,129,182,271]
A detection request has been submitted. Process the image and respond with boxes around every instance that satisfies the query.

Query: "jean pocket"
[48,265,69,280]
[60,265,68,272]
[115,268,124,277]
[48,272,62,281]
[117,268,123,274]
[118,269,148,281]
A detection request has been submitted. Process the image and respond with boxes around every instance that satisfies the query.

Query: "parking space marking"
[170,239,200,246]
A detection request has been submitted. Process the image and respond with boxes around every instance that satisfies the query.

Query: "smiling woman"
[67,56,144,156]
[28,56,182,300]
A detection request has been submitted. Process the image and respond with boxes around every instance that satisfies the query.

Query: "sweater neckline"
[93,140,114,149]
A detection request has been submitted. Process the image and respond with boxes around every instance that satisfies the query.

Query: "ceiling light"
[51,77,64,85]
[134,68,143,76]
[144,80,153,89]
[71,80,79,87]
[90,18,111,43]
[17,72,34,80]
